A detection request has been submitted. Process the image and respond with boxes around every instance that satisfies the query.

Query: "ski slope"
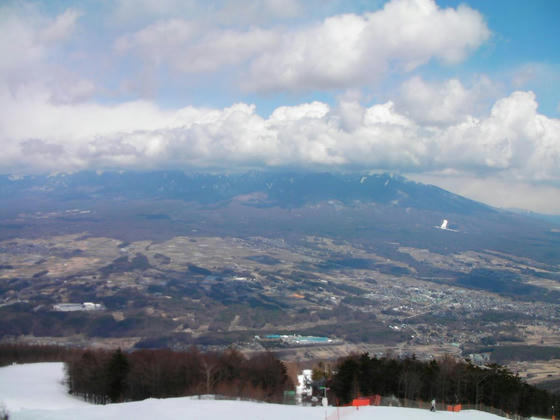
[0,363,517,420]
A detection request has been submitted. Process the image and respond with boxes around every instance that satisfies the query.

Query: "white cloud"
[40,9,81,43]
[395,76,497,126]
[49,79,96,104]
[0,3,91,106]
[0,6,45,81]
[115,0,490,92]
[244,0,490,91]
[436,91,560,182]
[269,102,329,121]
[2,74,559,187]
[410,174,560,215]
[0,5,80,80]
[115,19,278,73]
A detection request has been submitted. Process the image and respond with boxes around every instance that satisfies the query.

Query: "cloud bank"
[1,81,558,188]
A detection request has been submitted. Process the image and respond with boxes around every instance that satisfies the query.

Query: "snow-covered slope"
[9,398,510,420]
[0,363,510,420]
[0,363,89,411]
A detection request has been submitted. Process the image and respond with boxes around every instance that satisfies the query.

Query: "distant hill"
[508,208,560,226]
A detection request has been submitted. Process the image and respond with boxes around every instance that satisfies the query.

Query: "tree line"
[3,343,558,417]
[327,353,559,418]
[65,347,292,404]
[0,343,292,404]
[0,343,77,367]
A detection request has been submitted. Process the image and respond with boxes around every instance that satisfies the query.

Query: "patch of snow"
[0,363,90,411]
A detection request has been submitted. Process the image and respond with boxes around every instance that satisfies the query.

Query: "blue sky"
[0,0,559,213]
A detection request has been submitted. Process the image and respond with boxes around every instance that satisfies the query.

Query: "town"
[1,231,559,384]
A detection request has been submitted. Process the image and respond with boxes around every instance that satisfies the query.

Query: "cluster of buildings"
[52,302,104,312]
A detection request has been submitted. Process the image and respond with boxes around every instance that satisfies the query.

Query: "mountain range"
[1,171,558,263]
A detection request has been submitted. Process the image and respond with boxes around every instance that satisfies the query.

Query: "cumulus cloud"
[436,92,560,181]
[246,0,490,91]
[1,77,559,190]
[395,76,497,126]
[115,0,490,92]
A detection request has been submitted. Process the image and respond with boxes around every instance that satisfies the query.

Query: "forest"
[0,344,292,404]
[327,353,559,418]
[65,347,291,404]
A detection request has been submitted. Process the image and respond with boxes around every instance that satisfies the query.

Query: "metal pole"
[320,386,329,420]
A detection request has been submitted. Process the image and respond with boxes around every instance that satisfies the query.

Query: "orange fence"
[339,397,527,419]
[349,395,381,407]
[351,398,370,407]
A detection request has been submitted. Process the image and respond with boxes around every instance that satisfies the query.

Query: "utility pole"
[320,386,329,420]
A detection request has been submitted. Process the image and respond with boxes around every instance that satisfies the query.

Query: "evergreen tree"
[328,352,560,417]
[106,349,129,403]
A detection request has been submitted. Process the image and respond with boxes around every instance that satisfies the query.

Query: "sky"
[0,0,559,214]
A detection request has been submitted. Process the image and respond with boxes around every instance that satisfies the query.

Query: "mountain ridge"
[1,170,495,215]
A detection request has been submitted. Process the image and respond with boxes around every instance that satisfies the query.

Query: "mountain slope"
[1,171,557,264]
